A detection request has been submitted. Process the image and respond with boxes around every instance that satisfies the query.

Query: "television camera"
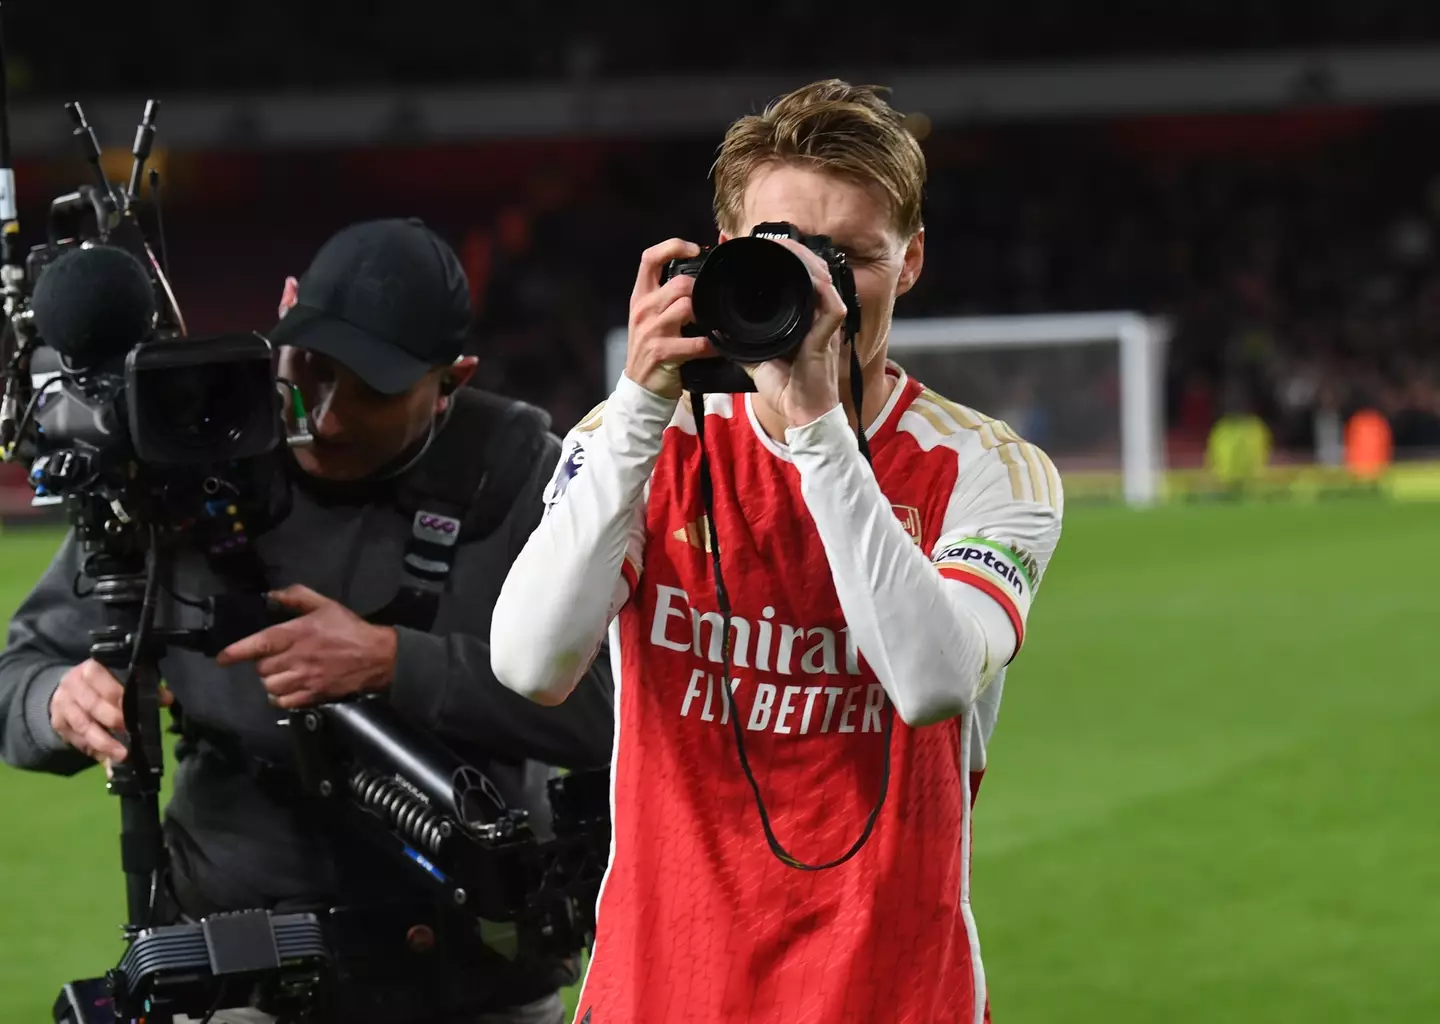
[0,58,608,1024]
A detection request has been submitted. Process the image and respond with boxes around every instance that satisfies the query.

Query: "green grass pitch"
[2,499,1437,1021]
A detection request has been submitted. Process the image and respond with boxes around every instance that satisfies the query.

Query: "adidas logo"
[672,515,714,553]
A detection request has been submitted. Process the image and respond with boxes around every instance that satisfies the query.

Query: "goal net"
[603,311,1168,507]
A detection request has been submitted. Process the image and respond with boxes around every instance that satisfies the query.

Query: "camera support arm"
[52,586,609,1024]
[285,696,608,962]
[154,593,609,959]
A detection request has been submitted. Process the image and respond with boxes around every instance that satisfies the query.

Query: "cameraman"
[491,81,1065,1021]
[0,218,612,1024]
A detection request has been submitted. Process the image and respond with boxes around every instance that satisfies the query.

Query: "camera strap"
[694,341,890,873]
[371,388,551,633]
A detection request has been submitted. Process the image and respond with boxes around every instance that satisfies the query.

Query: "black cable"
[126,523,161,676]
[72,569,94,600]
[148,168,168,279]
[691,339,893,871]
[161,581,207,609]
[10,375,61,451]
[195,979,228,1024]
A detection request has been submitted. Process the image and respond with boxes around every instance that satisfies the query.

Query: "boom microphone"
[32,244,156,371]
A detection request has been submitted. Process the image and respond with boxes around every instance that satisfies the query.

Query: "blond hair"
[712,79,926,241]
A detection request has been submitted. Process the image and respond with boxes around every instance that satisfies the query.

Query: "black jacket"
[0,402,614,1013]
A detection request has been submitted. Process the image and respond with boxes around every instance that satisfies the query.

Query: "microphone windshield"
[32,245,157,371]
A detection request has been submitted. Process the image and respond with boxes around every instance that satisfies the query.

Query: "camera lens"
[149,361,264,453]
[693,237,815,362]
[126,333,284,466]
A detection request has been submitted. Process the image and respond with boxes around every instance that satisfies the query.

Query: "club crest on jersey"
[892,504,922,545]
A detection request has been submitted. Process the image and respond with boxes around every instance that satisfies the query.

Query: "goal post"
[603,311,1169,507]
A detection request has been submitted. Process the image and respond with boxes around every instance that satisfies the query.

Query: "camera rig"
[48,576,609,1024]
[0,31,609,1024]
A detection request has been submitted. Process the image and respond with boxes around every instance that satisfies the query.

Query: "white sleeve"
[787,405,1063,726]
[489,375,673,704]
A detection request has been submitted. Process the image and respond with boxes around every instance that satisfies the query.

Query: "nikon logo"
[755,231,789,241]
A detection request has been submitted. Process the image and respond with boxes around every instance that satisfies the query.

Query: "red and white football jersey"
[537,364,1062,1023]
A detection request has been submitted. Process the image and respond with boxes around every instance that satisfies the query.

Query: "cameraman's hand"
[748,239,849,429]
[623,239,715,399]
[49,659,173,764]
[215,585,397,709]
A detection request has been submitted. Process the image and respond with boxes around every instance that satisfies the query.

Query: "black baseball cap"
[269,217,471,394]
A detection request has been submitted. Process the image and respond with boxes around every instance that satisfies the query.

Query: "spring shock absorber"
[349,767,447,857]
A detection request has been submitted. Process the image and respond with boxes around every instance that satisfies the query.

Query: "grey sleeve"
[386,435,616,770]
[0,529,105,775]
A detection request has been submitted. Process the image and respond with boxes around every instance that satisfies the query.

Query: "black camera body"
[23,242,287,481]
[2,99,299,548]
[28,328,284,496]
[659,221,862,394]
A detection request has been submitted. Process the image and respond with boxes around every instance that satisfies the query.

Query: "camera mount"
[50,520,608,1024]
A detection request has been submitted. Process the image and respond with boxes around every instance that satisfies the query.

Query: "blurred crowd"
[6,92,1440,470]
[454,110,1440,460]
[0,3,1436,467]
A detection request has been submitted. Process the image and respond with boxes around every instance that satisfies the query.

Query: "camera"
[26,320,286,501]
[2,102,303,529]
[659,221,862,394]
[125,332,285,465]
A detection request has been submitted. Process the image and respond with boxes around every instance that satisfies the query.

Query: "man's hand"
[49,658,173,764]
[623,239,716,399]
[215,585,398,709]
[747,238,850,430]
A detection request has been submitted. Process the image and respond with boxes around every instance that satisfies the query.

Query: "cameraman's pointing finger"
[214,584,331,666]
[215,621,295,667]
